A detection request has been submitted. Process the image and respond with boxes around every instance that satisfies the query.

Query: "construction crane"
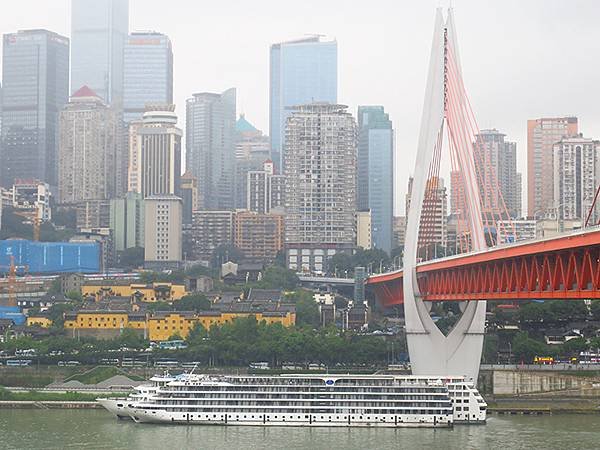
[0,255,29,308]
[6,256,17,308]
[13,210,41,241]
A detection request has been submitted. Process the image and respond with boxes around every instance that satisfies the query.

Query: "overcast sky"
[2,0,599,215]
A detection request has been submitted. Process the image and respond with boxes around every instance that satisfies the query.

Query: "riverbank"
[487,396,600,415]
[0,401,102,409]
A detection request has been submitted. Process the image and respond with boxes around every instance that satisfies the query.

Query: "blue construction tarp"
[0,306,26,326]
[0,240,100,274]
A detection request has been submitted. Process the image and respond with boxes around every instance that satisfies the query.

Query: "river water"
[0,410,599,449]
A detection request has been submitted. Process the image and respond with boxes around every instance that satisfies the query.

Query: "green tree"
[512,331,548,363]
[291,291,320,327]
[259,266,299,290]
[327,252,354,276]
[558,337,588,357]
[118,328,146,349]
[173,294,211,312]
[211,244,244,268]
[590,301,600,321]
[118,247,145,270]
[187,323,207,344]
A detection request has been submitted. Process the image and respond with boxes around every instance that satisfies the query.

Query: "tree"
[327,252,354,276]
[174,294,211,312]
[290,291,320,327]
[65,290,83,302]
[512,331,548,363]
[211,244,244,268]
[187,323,207,344]
[558,338,588,357]
[119,247,144,270]
[258,266,299,290]
[590,301,600,321]
[118,328,146,349]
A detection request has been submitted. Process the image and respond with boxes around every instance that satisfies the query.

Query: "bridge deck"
[367,227,600,305]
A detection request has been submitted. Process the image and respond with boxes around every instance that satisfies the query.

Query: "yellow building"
[63,308,295,342]
[81,282,187,303]
[26,315,53,328]
[64,311,147,331]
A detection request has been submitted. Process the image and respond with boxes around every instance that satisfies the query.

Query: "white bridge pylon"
[403,8,487,381]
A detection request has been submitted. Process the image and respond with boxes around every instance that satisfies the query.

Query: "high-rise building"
[235,114,270,160]
[355,211,372,250]
[496,219,537,244]
[474,129,521,219]
[144,195,182,270]
[109,192,144,252]
[1,30,69,188]
[269,36,337,170]
[357,106,394,254]
[190,210,234,263]
[247,160,285,214]
[11,179,52,222]
[126,119,143,192]
[75,199,111,229]
[58,86,121,203]
[131,104,182,198]
[180,171,199,225]
[406,176,448,249]
[123,31,173,123]
[71,0,129,104]
[233,211,284,261]
[284,103,357,273]
[553,135,600,224]
[392,216,406,249]
[527,117,578,217]
[234,114,270,209]
[186,89,236,209]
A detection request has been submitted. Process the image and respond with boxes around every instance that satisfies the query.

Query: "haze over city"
[3,0,599,213]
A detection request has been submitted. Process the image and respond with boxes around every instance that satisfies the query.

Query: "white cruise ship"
[126,374,455,427]
[97,373,176,420]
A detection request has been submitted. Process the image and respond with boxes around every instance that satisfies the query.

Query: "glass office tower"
[357,106,394,254]
[123,31,173,123]
[269,36,337,170]
[71,0,129,104]
[1,30,69,188]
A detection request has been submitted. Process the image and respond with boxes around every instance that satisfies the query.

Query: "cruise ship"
[123,374,459,427]
[97,373,175,420]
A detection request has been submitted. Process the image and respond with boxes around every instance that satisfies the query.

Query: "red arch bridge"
[367,228,600,306]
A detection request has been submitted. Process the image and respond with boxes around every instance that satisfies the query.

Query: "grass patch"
[65,366,144,384]
[0,387,112,402]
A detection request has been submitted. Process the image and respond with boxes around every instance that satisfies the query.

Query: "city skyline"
[1,1,598,215]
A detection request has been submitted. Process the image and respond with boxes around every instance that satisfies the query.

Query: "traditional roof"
[71,85,99,98]
[236,114,258,133]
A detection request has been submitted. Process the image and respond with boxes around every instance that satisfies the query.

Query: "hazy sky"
[2,0,599,215]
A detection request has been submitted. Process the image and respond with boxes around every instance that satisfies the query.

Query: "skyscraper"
[284,103,357,273]
[109,191,144,252]
[144,195,182,270]
[71,0,129,104]
[357,106,394,253]
[269,36,337,170]
[406,177,448,249]
[474,129,521,219]
[132,105,182,198]
[553,135,600,224]
[186,89,236,210]
[247,160,285,214]
[527,117,578,217]
[58,86,121,203]
[123,31,173,123]
[234,114,270,209]
[1,30,69,188]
